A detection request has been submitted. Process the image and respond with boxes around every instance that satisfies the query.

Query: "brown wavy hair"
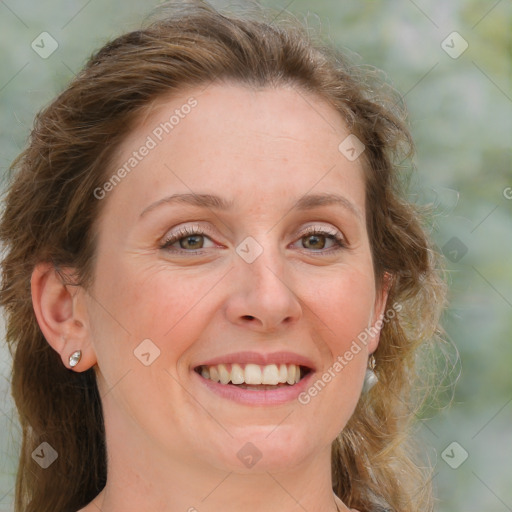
[0,2,447,512]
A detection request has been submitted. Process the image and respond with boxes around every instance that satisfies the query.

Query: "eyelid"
[297,223,342,237]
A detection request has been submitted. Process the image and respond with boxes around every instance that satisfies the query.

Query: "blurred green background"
[0,1,510,511]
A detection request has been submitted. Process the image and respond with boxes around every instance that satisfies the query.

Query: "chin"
[199,424,323,474]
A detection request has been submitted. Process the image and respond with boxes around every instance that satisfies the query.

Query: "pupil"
[304,234,325,249]
[181,235,203,249]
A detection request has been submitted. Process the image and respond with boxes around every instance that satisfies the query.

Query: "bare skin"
[32,83,386,512]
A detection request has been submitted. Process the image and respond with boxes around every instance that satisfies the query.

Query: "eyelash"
[160,225,348,254]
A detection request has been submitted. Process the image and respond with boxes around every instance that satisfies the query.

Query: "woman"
[0,3,446,512]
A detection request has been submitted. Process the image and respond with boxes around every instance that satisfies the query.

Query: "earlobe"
[31,263,96,371]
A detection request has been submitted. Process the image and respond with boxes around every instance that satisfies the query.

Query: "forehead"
[101,83,366,223]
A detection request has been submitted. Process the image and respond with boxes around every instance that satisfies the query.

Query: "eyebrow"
[139,192,362,220]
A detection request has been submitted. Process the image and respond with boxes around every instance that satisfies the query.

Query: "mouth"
[194,363,313,390]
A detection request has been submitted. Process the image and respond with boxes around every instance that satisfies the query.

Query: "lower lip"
[193,370,314,406]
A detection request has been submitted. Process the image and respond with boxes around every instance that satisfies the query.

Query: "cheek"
[293,269,376,438]
[315,268,376,349]
[88,257,222,366]
[312,269,374,382]
[87,260,215,422]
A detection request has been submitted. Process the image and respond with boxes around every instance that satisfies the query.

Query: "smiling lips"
[196,363,309,388]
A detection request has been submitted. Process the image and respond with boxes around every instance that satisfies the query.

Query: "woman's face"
[83,83,387,473]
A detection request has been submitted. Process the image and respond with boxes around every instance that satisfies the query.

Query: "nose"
[224,245,302,332]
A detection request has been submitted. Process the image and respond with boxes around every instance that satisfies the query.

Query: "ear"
[367,272,394,354]
[31,263,97,372]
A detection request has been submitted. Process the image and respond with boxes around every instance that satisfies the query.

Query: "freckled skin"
[76,84,387,512]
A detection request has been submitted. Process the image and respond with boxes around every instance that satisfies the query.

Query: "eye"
[160,224,347,254]
[292,226,347,252]
[160,226,217,252]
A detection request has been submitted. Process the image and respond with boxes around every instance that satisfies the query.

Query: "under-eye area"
[194,363,313,389]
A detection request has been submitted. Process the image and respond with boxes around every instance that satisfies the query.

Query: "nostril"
[242,315,255,320]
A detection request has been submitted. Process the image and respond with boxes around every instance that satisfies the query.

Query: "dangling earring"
[362,354,378,393]
[69,350,82,368]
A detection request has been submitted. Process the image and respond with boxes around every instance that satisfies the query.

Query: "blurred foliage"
[0,1,510,511]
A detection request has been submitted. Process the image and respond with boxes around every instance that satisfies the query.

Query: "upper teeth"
[200,363,302,385]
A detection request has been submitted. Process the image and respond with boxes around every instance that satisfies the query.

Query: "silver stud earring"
[362,354,378,393]
[69,350,82,368]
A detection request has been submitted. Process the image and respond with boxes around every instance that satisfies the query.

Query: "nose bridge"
[226,233,302,330]
[239,235,290,300]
